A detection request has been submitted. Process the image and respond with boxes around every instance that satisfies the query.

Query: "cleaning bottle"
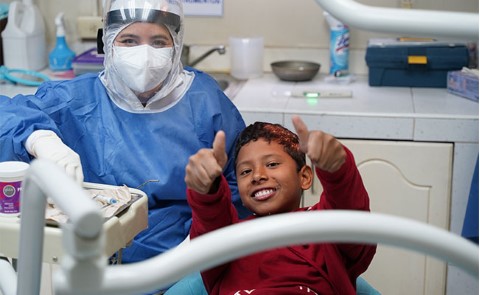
[1,0,47,71]
[49,12,75,71]
[323,12,350,76]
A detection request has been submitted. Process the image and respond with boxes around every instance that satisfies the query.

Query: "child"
[185,116,376,294]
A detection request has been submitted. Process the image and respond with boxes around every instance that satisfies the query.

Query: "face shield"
[104,0,182,34]
[100,0,187,111]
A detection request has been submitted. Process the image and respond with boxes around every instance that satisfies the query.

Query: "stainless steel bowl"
[271,61,321,82]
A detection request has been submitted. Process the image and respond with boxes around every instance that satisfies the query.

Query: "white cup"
[229,36,264,80]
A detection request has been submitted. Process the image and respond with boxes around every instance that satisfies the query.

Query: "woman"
[0,0,247,276]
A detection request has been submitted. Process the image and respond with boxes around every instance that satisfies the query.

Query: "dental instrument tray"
[0,182,148,263]
[45,183,143,226]
[365,38,470,88]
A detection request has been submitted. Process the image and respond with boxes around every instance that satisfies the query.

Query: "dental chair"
[0,159,477,295]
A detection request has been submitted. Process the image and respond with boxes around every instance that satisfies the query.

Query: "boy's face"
[235,139,312,216]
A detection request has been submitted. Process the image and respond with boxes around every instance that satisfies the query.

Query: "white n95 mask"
[112,45,173,93]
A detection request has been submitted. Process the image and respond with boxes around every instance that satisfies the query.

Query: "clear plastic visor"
[104,0,182,32]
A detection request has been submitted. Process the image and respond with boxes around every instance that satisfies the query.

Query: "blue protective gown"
[0,68,248,262]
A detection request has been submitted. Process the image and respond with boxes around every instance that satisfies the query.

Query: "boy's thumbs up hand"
[212,130,228,170]
[185,131,227,194]
[292,116,346,173]
[291,115,310,154]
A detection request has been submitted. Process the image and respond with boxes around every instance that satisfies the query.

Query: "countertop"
[233,73,479,144]
[1,83,38,96]
[2,72,478,144]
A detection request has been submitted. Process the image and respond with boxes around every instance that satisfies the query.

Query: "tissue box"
[447,70,479,102]
[365,38,469,88]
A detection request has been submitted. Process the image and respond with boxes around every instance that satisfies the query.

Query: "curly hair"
[234,122,306,171]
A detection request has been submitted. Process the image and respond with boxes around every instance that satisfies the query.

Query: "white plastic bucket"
[229,36,264,80]
[1,1,47,70]
[0,161,29,217]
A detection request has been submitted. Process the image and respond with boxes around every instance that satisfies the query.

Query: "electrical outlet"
[400,0,414,9]
[77,16,103,39]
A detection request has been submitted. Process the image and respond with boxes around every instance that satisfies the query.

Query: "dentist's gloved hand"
[26,130,84,184]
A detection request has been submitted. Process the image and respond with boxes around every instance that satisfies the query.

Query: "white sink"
[207,72,246,100]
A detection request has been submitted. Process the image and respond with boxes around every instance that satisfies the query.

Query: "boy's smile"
[252,188,276,201]
[236,139,312,216]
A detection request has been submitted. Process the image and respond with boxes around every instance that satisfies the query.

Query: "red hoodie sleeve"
[312,146,376,285]
[315,146,370,211]
[187,175,241,294]
[187,175,240,239]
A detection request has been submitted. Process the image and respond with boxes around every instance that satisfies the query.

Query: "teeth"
[254,189,274,198]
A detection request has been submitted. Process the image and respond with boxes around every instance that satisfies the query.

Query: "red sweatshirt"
[188,147,376,295]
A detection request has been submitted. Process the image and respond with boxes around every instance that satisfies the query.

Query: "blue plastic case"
[365,39,469,88]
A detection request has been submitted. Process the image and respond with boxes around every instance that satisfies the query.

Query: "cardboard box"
[365,38,469,88]
[447,70,479,102]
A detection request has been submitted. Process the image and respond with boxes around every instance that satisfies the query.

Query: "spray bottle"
[49,12,75,71]
[323,12,350,76]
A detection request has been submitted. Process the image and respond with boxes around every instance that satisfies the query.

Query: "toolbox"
[365,38,469,88]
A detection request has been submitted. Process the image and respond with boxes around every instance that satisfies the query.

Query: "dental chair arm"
[16,159,103,295]
[314,0,478,39]
[0,258,17,295]
[54,211,478,295]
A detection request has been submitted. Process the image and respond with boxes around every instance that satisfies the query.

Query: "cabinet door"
[303,140,453,295]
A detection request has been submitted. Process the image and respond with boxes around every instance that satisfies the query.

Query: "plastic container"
[229,36,264,80]
[1,0,47,71]
[0,3,8,65]
[0,161,29,217]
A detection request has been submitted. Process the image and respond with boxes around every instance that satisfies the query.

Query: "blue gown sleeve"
[0,93,61,162]
[189,70,250,218]
[462,156,479,244]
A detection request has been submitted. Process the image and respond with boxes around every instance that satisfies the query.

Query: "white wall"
[1,0,477,73]
[2,0,478,51]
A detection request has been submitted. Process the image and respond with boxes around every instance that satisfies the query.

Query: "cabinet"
[234,74,477,294]
[303,139,453,295]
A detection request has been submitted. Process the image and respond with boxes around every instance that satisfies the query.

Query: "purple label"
[0,181,21,214]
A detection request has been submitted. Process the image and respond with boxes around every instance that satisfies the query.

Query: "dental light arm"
[16,159,104,295]
[314,0,478,39]
[55,211,478,295]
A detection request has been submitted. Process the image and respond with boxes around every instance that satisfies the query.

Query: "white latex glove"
[26,130,84,184]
